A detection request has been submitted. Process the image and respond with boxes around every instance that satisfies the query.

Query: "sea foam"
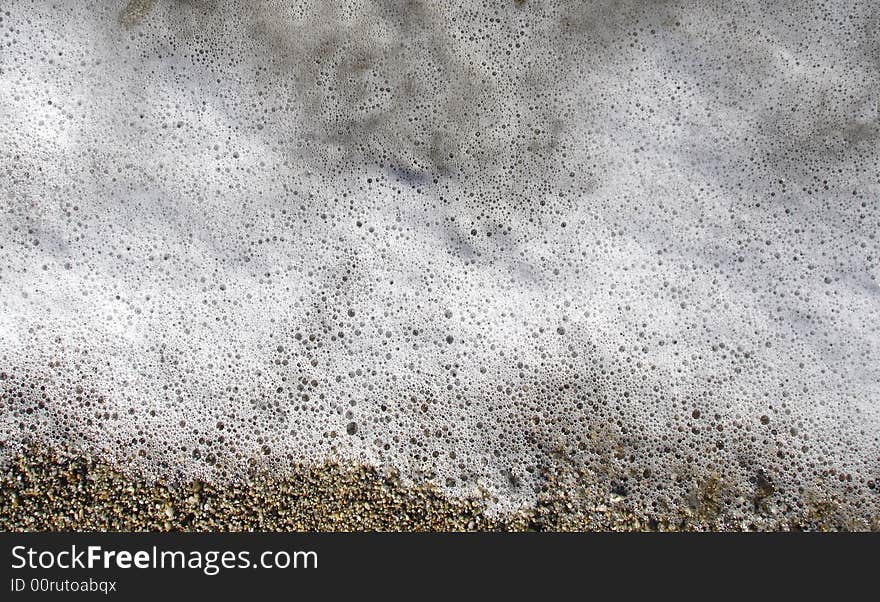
[1,0,878,524]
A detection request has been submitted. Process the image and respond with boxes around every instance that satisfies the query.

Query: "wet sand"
[1,447,871,532]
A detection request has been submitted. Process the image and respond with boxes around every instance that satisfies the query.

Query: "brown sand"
[0,447,870,531]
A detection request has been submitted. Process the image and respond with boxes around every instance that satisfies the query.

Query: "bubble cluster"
[1,0,879,525]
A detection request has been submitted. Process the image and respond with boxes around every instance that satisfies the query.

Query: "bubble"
[0,0,878,527]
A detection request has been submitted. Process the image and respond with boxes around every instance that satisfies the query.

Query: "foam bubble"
[1,0,878,525]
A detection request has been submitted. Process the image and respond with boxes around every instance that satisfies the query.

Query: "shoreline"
[2,447,873,532]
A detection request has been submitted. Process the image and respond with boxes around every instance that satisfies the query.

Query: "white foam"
[1,0,878,522]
